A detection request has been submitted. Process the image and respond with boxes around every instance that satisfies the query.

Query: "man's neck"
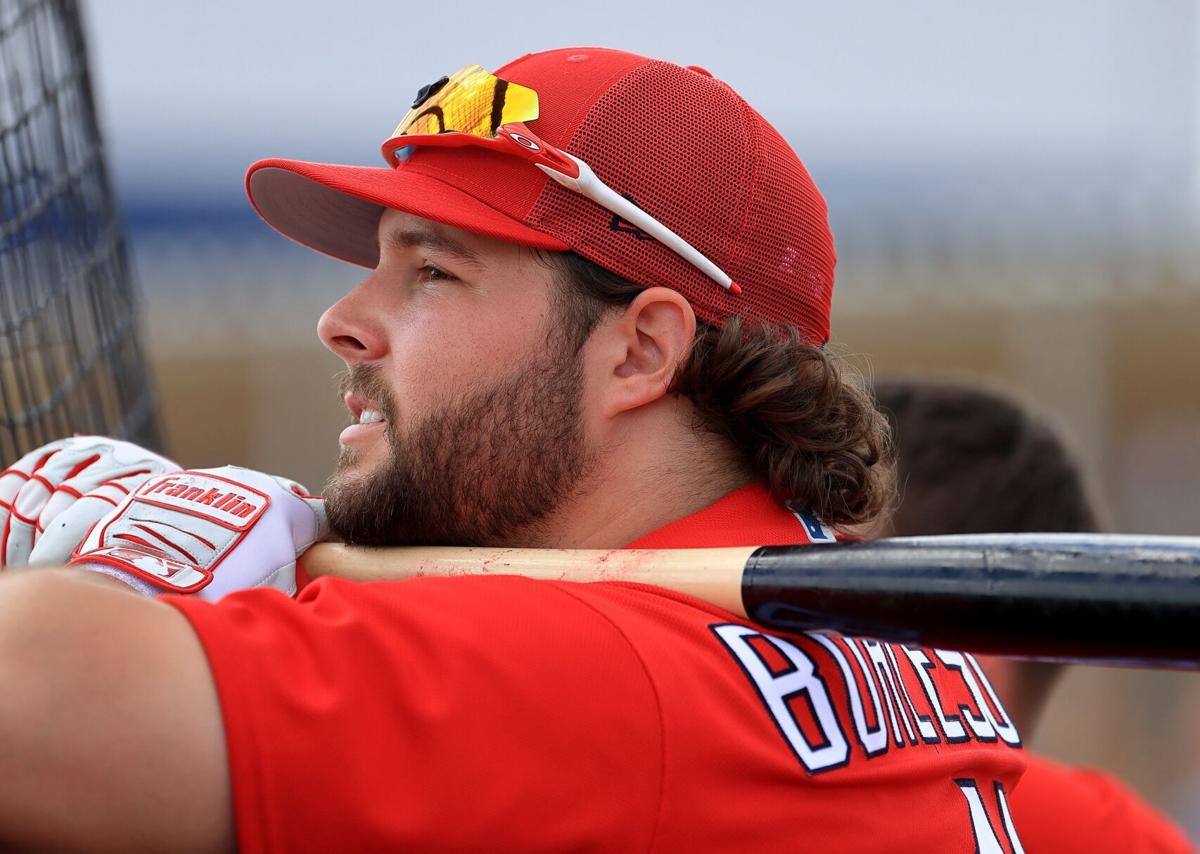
[534,430,752,550]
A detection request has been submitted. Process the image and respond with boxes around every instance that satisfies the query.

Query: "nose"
[317,274,389,363]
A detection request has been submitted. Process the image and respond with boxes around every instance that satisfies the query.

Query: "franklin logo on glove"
[138,472,269,528]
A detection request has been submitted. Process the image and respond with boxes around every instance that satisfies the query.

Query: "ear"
[594,286,696,418]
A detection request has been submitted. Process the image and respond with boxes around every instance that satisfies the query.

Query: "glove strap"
[69,546,213,594]
[73,562,169,597]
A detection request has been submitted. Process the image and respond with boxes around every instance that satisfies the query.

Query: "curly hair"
[542,251,895,528]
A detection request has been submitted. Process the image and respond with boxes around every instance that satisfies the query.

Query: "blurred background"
[6,0,1200,838]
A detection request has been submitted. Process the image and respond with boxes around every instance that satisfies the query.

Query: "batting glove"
[0,436,181,569]
[69,466,326,601]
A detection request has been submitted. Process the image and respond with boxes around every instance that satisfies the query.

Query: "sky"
[82,0,1197,223]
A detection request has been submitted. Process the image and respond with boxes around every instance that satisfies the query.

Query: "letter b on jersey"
[712,624,849,773]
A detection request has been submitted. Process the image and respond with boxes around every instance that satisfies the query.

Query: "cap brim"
[246,158,569,268]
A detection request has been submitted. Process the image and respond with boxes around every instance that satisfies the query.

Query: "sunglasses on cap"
[381,65,741,296]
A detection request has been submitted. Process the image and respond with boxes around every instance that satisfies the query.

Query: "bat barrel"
[743,534,1200,667]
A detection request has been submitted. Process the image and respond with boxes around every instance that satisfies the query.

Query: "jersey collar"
[624,483,840,549]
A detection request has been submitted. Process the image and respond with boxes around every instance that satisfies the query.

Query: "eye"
[417,264,457,285]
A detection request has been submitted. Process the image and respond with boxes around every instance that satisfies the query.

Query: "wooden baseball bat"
[301,533,1200,668]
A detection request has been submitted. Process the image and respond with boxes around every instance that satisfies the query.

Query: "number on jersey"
[955,778,1024,854]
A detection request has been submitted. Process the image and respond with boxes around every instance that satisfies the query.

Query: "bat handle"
[300,542,753,618]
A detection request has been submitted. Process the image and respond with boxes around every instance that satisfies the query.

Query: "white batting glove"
[69,466,327,601]
[0,436,180,569]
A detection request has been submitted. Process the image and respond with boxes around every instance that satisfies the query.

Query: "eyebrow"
[378,225,486,271]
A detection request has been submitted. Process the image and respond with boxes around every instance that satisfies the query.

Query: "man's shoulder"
[304,572,723,616]
[284,573,729,665]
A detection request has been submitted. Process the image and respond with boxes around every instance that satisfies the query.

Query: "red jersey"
[1013,754,1194,852]
[166,484,1026,852]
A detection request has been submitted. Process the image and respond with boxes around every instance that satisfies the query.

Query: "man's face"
[318,208,595,547]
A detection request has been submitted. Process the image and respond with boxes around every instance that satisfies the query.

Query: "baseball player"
[876,380,1194,851]
[0,49,1028,851]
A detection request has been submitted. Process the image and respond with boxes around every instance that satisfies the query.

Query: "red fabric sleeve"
[165,575,664,854]
[1013,753,1195,852]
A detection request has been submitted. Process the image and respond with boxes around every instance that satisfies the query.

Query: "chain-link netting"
[0,0,160,463]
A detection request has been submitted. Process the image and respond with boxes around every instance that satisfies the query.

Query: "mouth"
[340,391,389,447]
[355,407,385,426]
[345,392,388,426]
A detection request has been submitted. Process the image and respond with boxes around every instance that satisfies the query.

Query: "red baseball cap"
[246,47,836,344]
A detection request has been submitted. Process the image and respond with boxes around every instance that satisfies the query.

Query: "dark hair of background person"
[541,251,896,530]
[874,380,1101,538]
[873,378,1104,738]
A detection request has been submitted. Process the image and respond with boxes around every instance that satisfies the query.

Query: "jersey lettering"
[864,639,918,746]
[903,644,970,742]
[966,654,1022,747]
[714,626,1021,774]
[712,624,849,773]
[936,650,997,742]
[886,642,940,743]
[809,633,889,756]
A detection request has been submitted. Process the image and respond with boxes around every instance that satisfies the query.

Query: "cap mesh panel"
[527,60,834,343]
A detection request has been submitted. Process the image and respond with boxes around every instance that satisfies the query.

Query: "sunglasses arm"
[535,155,739,295]
[382,127,741,296]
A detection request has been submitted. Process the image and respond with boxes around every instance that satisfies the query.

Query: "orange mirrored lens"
[393,65,539,139]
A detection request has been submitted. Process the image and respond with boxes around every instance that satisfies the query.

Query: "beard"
[324,337,596,547]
